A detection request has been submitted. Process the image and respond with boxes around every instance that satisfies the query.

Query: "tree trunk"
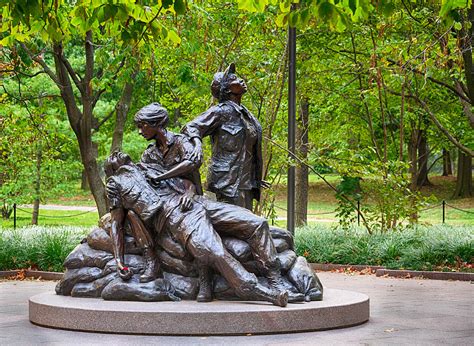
[52,37,108,217]
[81,141,98,190]
[454,150,473,198]
[110,74,136,154]
[416,130,432,187]
[442,149,453,176]
[408,127,419,222]
[408,128,418,190]
[295,98,309,227]
[81,170,89,190]
[76,129,107,216]
[32,143,42,225]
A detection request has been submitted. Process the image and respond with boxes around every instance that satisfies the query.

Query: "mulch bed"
[2,265,473,282]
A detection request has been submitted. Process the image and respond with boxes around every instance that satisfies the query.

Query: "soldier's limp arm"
[110,207,133,280]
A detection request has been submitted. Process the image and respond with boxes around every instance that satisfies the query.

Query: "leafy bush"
[1,225,472,273]
[295,225,473,272]
[0,226,89,272]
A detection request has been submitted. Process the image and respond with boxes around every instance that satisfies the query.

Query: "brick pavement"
[0,272,472,345]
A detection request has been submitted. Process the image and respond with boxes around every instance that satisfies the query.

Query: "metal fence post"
[13,203,17,230]
[442,200,446,224]
[357,200,361,226]
[287,9,297,235]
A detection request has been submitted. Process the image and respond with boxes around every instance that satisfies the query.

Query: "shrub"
[295,225,473,271]
[0,226,89,272]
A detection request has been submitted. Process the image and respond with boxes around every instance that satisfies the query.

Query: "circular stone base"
[29,288,369,335]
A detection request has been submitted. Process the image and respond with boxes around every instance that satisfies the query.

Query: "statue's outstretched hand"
[117,262,133,281]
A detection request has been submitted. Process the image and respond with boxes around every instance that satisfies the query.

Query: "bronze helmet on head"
[210,63,239,101]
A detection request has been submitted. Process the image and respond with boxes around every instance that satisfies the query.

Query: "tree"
[1,1,184,216]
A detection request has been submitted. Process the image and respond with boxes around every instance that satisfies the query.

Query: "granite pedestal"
[29,288,369,335]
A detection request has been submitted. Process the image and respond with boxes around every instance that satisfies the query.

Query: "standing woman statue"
[183,63,269,210]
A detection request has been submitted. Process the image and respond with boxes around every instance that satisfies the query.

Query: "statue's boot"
[140,247,158,283]
[267,269,305,303]
[237,282,288,307]
[197,266,213,302]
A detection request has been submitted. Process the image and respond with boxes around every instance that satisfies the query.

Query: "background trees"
[1,1,472,230]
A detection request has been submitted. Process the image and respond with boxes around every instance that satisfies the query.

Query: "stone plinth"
[29,288,369,335]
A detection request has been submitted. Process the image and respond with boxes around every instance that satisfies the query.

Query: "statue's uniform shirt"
[106,165,205,245]
[141,133,203,195]
[182,100,262,200]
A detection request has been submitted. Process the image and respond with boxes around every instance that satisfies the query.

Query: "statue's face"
[136,121,161,141]
[227,74,247,95]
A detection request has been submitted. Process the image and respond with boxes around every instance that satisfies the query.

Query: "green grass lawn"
[0,207,99,229]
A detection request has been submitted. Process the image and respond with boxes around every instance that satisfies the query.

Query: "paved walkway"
[0,272,472,345]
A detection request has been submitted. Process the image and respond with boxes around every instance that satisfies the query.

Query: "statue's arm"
[110,208,132,279]
[182,106,222,139]
[182,106,223,163]
[154,160,196,182]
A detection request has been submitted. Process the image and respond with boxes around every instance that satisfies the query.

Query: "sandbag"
[55,267,104,296]
[162,272,199,300]
[273,238,290,253]
[71,272,117,298]
[287,256,323,301]
[222,237,252,262]
[269,226,294,250]
[157,250,198,277]
[278,250,297,272]
[101,276,180,302]
[63,243,114,269]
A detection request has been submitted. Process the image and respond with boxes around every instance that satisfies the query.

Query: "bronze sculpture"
[134,103,304,303]
[182,63,268,210]
[105,152,289,307]
[55,78,323,306]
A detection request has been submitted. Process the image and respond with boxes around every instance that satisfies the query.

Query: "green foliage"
[2,1,473,230]
[0,92,81,219]
[0,226,89,272]
[295,224,474,271]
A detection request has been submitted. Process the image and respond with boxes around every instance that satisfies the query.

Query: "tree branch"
[0,69,46,78]
[19,43,60,86]
[454,79,474,128]
[92,56,127,109]
[60,54,84,95]
[84,30,94,92]
[389,89,474,156]
[387,58,471,103]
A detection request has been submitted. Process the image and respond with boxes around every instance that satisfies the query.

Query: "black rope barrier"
[10,200,472,228]
[15,207,97,218]
[419,203,443,212]
[272,204,336,216]
[445,203,474,214]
